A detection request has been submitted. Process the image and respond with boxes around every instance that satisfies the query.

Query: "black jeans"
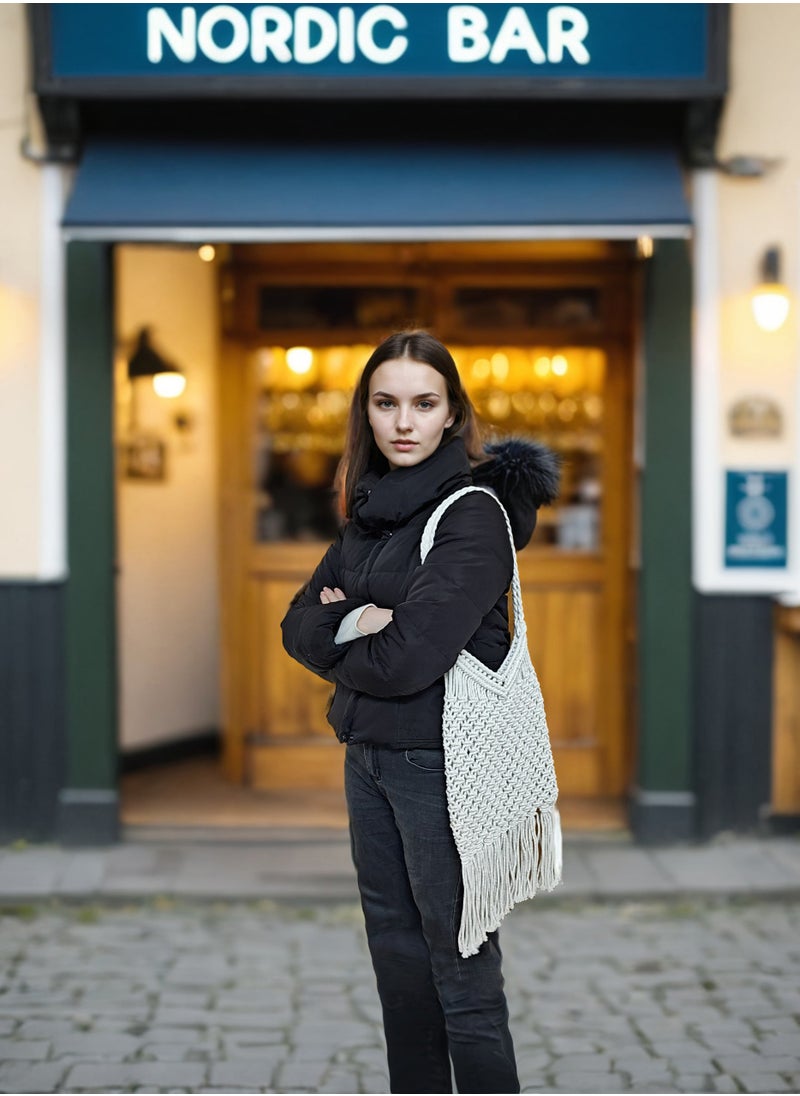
[345,743,520,1094]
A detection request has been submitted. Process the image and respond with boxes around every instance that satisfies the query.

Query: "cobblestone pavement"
[0,897,798,1094]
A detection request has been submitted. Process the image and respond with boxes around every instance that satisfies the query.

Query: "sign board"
[34,3,727,99]
[724,470,788,570]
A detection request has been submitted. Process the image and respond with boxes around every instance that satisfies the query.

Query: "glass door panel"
[250,343,605,554]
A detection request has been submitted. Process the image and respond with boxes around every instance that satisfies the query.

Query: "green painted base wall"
[0,583,65,841]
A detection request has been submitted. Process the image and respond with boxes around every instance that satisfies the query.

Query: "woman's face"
[367,358,455,470]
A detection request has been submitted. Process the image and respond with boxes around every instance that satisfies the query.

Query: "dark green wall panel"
[62,241,119,841]
[633,238,695,840]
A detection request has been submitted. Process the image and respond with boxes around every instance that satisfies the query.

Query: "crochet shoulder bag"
[420,485,562,958]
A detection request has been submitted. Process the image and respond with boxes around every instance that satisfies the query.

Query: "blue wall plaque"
[724,470,788,569]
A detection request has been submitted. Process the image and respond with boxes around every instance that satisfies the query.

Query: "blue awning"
[63,138,690,241]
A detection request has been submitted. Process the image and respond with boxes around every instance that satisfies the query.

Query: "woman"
[281,331,559,1094]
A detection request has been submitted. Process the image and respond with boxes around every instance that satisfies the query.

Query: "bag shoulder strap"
[419,486,526,632]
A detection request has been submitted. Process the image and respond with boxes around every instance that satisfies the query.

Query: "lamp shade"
[128,328,169,378]
[128,328,186,397]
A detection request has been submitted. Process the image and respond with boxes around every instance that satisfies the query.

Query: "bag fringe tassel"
[457,806,563,958]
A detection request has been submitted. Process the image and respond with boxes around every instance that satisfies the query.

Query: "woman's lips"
[391,440,418,450]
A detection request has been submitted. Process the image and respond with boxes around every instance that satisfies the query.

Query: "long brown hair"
[336,331,484,518]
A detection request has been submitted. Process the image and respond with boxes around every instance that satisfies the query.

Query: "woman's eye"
[418,401,433,410]
[377,399,395,409]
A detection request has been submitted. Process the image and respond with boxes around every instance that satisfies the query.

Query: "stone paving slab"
[1,835,799,905]
[581,845,675,894]
[0,895,798,1094]
[649,841,800,892]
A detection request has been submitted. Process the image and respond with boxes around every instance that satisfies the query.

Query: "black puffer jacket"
[280,435,559,748]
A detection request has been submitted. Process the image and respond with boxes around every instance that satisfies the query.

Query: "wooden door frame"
[602,335,636,795]
[218,243,638,799]
[218,339,250,783]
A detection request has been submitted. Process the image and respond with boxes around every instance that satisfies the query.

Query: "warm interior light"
[252,343,607,457]
[752,285,790,332]
[551,354,568,376]
[490,352,509,381]
[153,371,187,398]
[198,245,216,263]
[636,236,654,259]
[752,246,791,332]
[286,346,314,374]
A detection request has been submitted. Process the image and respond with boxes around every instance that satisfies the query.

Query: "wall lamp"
[751,247,791,333]
[128,327,187,398]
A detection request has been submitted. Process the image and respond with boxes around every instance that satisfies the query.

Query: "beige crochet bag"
[420,485,562,958]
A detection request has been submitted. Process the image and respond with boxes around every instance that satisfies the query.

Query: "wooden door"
[518,344,632,797]
[219,342,345,789]
[218,244,635,800]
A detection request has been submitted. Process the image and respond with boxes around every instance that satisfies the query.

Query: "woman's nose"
[396,407,412,431]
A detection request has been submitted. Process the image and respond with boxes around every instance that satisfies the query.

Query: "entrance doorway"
[63,238,690,845]
[218,241,638,826]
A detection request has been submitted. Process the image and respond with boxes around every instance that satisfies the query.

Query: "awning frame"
[63,222,691,243]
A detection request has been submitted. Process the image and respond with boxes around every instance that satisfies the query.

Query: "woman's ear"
[445,407,456,429]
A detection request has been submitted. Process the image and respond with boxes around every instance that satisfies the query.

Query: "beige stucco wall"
[116,246,220,750]
[717,4,800,472]
[0,4,42,576]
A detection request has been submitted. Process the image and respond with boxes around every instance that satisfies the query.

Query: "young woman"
[281,331,559,1094]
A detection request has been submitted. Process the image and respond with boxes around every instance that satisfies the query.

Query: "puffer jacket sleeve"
[280,531,363,681]
[330,493,513,697]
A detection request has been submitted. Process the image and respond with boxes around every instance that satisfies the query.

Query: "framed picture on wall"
[121,436,167,481]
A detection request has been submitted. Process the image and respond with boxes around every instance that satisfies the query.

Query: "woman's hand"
[319,586,347,604]
[319,587,392,634]
[356,606,393,634]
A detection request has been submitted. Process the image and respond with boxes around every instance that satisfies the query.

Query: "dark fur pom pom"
[474,437,561,507]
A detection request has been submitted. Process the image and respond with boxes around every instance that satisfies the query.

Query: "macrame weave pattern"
[421,486,562,958]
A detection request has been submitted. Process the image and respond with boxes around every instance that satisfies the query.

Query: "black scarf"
[352,437,473,532]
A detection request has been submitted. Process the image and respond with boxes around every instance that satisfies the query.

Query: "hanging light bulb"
[153,371,187,398]
[752,247,791,332]
[286,346,314,375]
